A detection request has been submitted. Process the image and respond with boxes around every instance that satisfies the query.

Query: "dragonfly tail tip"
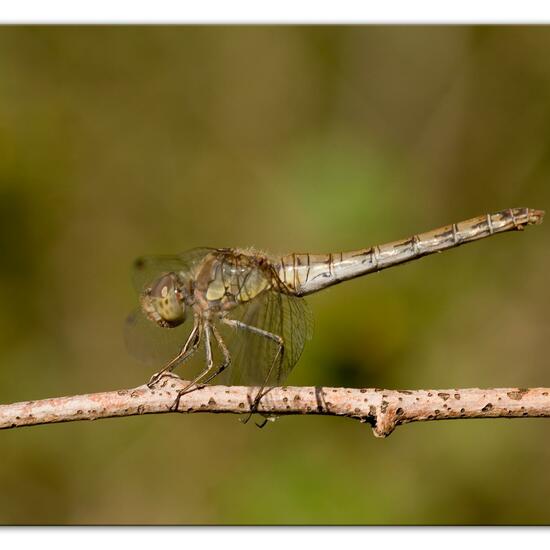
[528,208,545,225]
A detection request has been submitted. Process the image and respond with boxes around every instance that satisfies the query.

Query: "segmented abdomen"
[276,207,544,296]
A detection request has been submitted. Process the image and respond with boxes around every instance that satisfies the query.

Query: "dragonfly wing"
[215,289,313,387]
[124,308,195,366]
[131,247,214,292]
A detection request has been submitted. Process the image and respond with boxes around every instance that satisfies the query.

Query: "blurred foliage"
[0,26,549,524]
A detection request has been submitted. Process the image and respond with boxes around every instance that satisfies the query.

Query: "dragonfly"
[126,207,544,413]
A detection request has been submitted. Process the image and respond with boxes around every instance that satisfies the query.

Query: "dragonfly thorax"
[193,251,273,314]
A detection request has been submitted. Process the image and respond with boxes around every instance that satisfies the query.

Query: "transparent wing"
[214,289,313,387]
[131,247,214,292]
[124,308,194,366]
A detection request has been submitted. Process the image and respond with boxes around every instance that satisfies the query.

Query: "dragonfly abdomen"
[277,207,544,296]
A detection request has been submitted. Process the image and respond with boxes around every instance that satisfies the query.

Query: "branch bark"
[1,375,549,437]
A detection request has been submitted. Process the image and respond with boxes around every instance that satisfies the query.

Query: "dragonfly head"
[140,272,187,328]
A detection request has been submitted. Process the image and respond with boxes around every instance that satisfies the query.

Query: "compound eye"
[149,273,186,325]
[150,273,176,299]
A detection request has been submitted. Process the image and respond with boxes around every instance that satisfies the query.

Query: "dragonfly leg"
[200,323,231,385]
[221,318,283,346]
[147,318,201,388]
[221,318,284,424]
[171,322,218,412]
[170,323,235,411]
[247,344,284,425]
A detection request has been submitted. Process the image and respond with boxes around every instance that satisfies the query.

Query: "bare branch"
[1,375,549,437]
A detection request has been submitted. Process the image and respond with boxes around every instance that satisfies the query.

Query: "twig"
[1,375,549,437]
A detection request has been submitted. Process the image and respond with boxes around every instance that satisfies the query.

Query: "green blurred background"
[0,26,549,525]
